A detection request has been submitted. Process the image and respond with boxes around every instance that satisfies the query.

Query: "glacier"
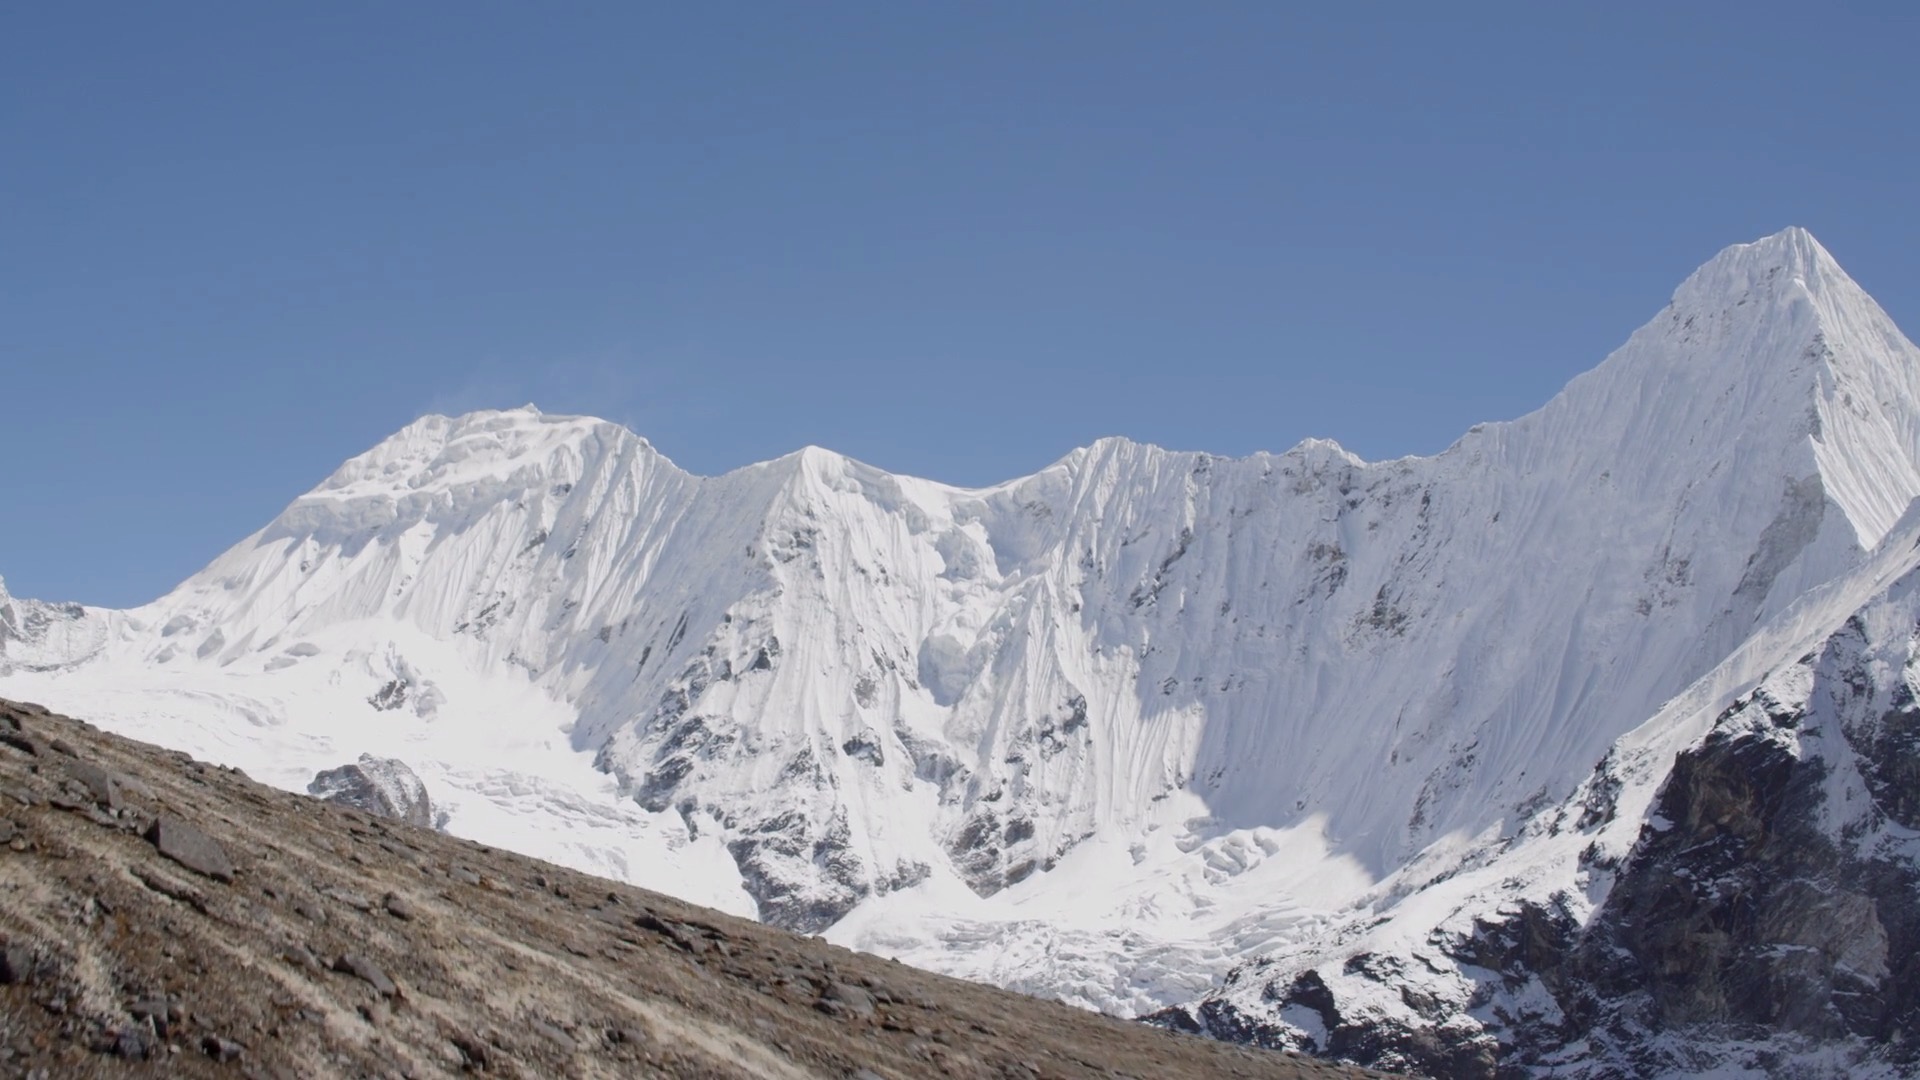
[6,226,1920,1074]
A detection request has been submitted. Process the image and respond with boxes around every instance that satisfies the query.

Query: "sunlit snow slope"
[6,228,1920,1072]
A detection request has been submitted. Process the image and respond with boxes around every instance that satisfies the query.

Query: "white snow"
[5,228,1919,1064]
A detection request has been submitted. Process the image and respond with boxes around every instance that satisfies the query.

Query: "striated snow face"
[5,228,1920,1068]
[1165,498,1920,1077]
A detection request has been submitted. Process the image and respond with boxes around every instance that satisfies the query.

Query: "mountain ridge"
[5,227,1919,1075]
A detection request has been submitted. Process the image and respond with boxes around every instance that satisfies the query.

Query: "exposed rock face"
[308,754,436,828]
[0,575,102,676]
[1536,616,1920,1076]
[1155,564,1920,1077]
[726,805,871,933]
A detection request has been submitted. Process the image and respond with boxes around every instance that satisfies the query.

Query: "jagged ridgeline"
[5,228,1920,1076]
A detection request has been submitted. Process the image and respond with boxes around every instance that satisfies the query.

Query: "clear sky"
[4,4,1917,608]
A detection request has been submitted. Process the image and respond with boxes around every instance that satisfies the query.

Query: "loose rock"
[819,982,878,1021]
[128,999,174,1035]
[0,943,32,985]
[0,730,44,757]
[147,815,235,882]
[382,891,414,921]
[533,1020,577,1053]
[323,886,373,913]
[66,762,124,812]
[332,953,397,997]
[280,945,321,972]
[449,1032,490,1069]
[111,1026,155,1061]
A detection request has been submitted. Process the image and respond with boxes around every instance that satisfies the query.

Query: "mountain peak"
[1711,225,1834,274]
[1639,227,1920,549]
[1667,226,1850,317]
[312,407,650,499]
[1735,225,1829,267]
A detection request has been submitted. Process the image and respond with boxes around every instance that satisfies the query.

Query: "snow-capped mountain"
[1154,492,1920,1077]
[5,227,1919,1075]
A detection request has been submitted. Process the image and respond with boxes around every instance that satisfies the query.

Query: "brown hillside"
[0,698,1393,1080]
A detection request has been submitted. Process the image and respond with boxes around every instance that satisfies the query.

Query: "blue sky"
[4,4,1917,607]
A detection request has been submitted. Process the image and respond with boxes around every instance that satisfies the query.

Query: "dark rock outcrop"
[727,806,870,933]
[1539,645,1920,1075]
[1154,599,1920,1078]
[308,753,435,828]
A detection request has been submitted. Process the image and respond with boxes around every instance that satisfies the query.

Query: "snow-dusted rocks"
[0,575,107,676]
[309,754,438,829]
[4,228,1919,1075]
[1164,509,1920,1076]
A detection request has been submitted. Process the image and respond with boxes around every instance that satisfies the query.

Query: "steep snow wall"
[5,230,1920,1067]
[1164,497,1920,1077]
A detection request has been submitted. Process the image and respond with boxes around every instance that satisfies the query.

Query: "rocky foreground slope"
[0,698,1385,1080]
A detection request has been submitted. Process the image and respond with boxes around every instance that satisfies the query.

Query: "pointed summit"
[1667,226,1850,317]
[1646,227,1920,548]
[1488,228,1920,554]
[1732,225,1831,268]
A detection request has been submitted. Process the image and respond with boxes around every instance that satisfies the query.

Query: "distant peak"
[1670,227,1850,313]
[1079,435,1143,458]
[773,444,848,471]
[444,403,559,426]
[1724,225,1833,271]
[1283,436,1359,461]
[463,402,543,417]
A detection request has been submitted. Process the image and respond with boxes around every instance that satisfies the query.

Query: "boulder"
[66,761,124,812]
[147,815,235,882]
[332,953,397,997]
[0,941,33,984]
[308,755,434,828]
